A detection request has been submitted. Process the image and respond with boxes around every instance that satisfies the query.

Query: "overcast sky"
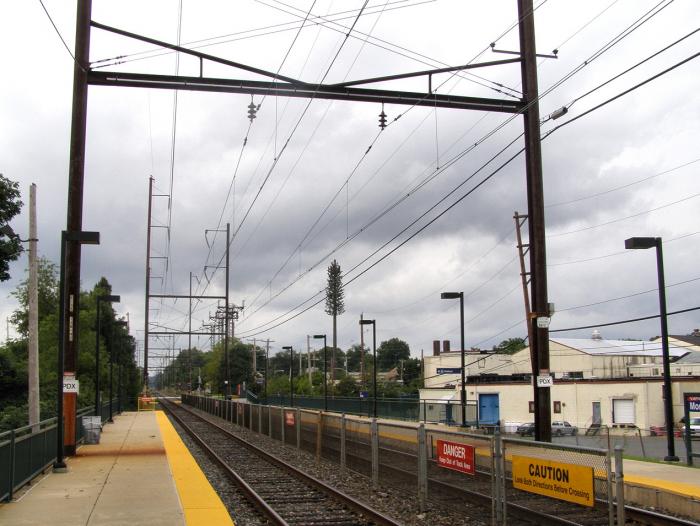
[1,0,698,374]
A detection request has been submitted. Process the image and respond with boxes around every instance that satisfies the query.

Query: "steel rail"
[161,399,403,526]
[625,506,700,526]
[160,400,288,525]
[301,427,697,526]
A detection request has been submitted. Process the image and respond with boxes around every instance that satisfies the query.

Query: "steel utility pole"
[28,183,39,432]
[518,0,551,442]
[189,271,192,390]
[62,0,93,457]
[360,313,365,388]
[143,176,153,389]
[224,222,230,397]
[63,0,553,449]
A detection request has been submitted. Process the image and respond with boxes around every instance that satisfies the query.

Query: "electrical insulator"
[247,101,257,122]
[378,109,387,130]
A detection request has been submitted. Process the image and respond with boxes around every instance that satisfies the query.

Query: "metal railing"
[183,394,616,525]
[0,400,119,502]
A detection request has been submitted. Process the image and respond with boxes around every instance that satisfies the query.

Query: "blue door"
[479,393,500,425]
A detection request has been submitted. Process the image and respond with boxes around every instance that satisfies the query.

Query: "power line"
[37,0,83,70]
[237,49,698,336]
[548,231,699,267]
[550,306,700,333]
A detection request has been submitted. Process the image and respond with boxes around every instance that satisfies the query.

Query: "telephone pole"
[518,0,551,442]
[28,184,39,432]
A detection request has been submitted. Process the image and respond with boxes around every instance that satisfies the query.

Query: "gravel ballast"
[174,404,523,526]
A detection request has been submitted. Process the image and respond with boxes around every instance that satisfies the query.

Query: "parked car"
[516,422,535,436]
[551,421,577,436]
[649,425,681,437]
[682,417,700,437]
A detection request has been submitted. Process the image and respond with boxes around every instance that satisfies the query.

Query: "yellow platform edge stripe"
[625,474,700,499]
[156,411,235,526]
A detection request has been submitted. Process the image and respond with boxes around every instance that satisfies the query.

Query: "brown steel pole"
[518,0,551,442]
[224,223,230,397]
[144,176,153,389]
[63,0,92,457]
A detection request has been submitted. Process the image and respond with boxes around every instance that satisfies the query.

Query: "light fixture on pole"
[282,346,294,407]
[441,292,467,426]
[359,319,377,418]
[625,236,678,461]
[95,294,120,418]
[313,334,327,411]
[55,230,100,472]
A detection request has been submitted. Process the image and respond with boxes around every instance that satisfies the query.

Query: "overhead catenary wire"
[37,0,84,70]
[237,48,697,337]
[154,0,684,344]
[91,0,433,68]
[193,1,374,301]
[238,0,679,321]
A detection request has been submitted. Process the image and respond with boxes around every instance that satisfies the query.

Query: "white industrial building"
[419,331,700,434]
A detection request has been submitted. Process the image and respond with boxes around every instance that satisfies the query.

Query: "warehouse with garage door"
[419,331,700,434]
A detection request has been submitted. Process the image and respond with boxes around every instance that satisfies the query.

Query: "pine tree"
[324,259,345,390]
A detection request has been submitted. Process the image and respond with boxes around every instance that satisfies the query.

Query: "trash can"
[82,416,102,444]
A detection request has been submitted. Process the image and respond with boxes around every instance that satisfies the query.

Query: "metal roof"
[675,351,700,364]
[551,337,688,358]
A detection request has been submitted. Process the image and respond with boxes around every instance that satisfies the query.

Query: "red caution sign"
[436,439,475,475]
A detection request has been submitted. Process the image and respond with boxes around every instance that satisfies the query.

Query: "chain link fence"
[183,395,619,525]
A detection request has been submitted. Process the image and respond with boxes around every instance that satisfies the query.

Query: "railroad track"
[297,419,697,526]
[160,399,403,526]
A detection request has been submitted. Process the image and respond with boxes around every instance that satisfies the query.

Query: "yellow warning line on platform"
[625,474,700,499]
[156,411,235,526]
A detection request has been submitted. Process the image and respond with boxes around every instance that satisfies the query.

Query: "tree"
[11,257,58,337]
[0,173,23,281]
[324,259,345,389]
[345,344,367,372]
[377,338,410,371]
[402,358,421,384]
[336,375,358,396]
[493,337,527,355]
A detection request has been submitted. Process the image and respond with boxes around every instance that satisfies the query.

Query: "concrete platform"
[0,411,231,526]
[622,459,700,518]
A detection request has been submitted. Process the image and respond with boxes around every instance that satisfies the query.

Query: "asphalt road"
[514,432,699,463]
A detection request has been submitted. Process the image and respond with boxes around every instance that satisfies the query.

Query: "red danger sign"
[437,439,475,475]
[284,410,296,426]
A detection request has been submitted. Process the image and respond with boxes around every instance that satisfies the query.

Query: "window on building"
[568,371,584,379]
[528,401,535,413]
[553,401,561,413]
[652,368,659,376]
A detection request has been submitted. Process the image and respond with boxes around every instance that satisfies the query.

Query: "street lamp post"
[283,346,294,407]
[109,320,128,423]
[441,292,466,426]
[313,335,327,411]
[359,319,377,418]
[95,295,120,418]
[54,230,100,472]
[625,237,678,461]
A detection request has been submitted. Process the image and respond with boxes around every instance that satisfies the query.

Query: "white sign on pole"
[536,375,553,388]
[63,377,80,393]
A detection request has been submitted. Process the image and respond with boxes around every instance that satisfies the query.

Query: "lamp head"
[0,225,16,238]
[282,345,292,350]
[312,334,325,339]
[625,237,658,250]
[440,292,462,299]
[66,230,100,245]
[359,319,375,326]
[99,294,121,303]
